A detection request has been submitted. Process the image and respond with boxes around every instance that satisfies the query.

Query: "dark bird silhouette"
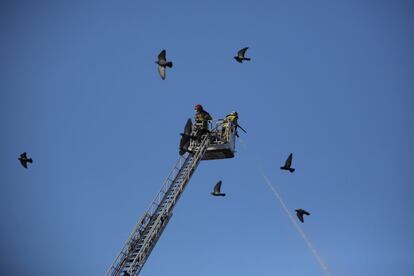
[280,153,295,173]
[295,209,310,223]
[155,49,173,80]
[211,181,226,196]
[234,47,251,63]
[179,118,196,155]
[18,152,33,168]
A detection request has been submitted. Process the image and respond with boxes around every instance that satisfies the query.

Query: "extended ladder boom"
[106,134,211,276]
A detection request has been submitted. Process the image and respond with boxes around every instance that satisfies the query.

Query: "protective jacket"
[195,110,212,123]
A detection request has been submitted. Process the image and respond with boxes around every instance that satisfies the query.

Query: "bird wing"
[158,49,166,61]
[296,211,304,222]
[238,47,248,57]
[158,65,166,80]
[19,159,27,168]
[20,152,27,158]
[285,153,293,167]
[303,210,310,216]
[214,181,222,193]
[184,118,192,135]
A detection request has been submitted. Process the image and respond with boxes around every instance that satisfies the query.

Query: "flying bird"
[155,49,173,80]
[234,47,251,63]
[179,118,195,155]
[295,209,310,223]
[280,153,295,173]
[211,181,226,196]
[18,152,33,168]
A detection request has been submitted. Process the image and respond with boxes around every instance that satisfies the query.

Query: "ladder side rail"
[129,211,174,275]
[115,156,192,276]
[144,156,185,217]
[153,155,193,216]
[165,134,210,215]
[105,156,186,276]
[127,135,211,275]
[134,211,173,274]
[128,210,171,275]
[153,134,209,221]
[124,155,195,274]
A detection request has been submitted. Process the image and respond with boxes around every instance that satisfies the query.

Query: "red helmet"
[195,104,203,111]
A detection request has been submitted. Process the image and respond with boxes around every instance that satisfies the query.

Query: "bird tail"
[289,168,295,173]
[27,158,33,163]
[166,62,173,68]
[244,58,251,61]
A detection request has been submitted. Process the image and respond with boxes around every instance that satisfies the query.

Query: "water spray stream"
[239,138,332,276]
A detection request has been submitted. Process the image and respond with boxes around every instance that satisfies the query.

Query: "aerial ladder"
[105,118,238,276]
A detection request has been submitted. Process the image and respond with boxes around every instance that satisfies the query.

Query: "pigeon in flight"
[211,181,226,196]
[280,153,295,173]
[234,47,251,63]
[155,49,173,80]
[179,118,195,155]
[295,209,310,223]
[18,152,33,168]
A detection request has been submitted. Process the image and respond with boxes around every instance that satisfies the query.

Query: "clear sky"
[1,0,413,275]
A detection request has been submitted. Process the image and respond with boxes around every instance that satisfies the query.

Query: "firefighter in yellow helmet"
[222,111,238,141]
[225,111,238,124]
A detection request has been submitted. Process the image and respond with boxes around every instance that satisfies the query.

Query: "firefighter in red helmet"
[194,104,212,124]
[194,104,212,140]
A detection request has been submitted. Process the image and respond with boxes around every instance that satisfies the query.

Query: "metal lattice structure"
[105,133,211,276]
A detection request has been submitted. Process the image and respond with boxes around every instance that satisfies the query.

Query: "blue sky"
[1,0,413,275]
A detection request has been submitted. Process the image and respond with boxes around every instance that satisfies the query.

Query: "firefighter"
[222,111,238,141]
[194,104,212,129]
[194,104,212,140]
[225,111,238,125]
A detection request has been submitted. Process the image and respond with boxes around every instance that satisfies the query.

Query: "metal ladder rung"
[106,135,211,276]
